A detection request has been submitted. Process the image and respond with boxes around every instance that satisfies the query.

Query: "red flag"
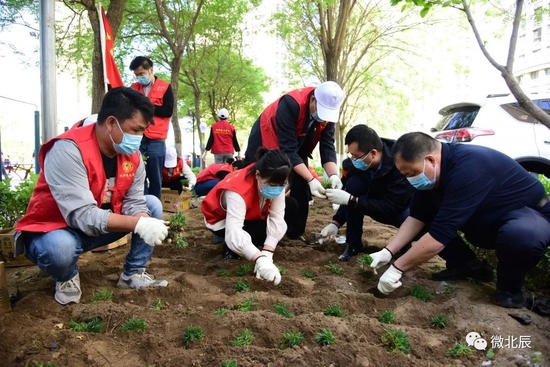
[99,4,124,89]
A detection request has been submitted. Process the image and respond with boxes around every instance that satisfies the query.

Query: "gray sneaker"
[55,273,82,305]
[117,270,168,289]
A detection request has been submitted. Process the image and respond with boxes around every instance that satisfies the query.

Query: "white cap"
[314,81,344,123]
[82,114,98,126]
[218,108,229,119]
[164,145,178,168]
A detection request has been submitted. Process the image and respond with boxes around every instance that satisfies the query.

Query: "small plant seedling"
[122,318,147,333]
[279,330,306,349]
[444,285,455,295]
[381,329,410,354]
[326,263,344,275]
[321,179,332,189]
[357,254,373,267]
[231,329,254,347]
[234,279,251,292]
[379,310,396,324]
[174,235,188,249]
[180,178,190,187]
[217,269,230,277]
[219,360,238,367]
[169,211,187,231]
[14,271,22,277]
[486,348,495,360]
[30,363,56,367]
[273,302,295,318]
[314,208,328,214]
[431,315,447,329]
[323,304,344,317]
[531,351,544,364]
[69,318,104,333]
[150,298,163,311]
[182,325,205,348]
[302,270,316,279]
[233,297,258,312]
[277,266,287,275]
[315,328,336,346]
[446,343,472,358]
[236,264,253,276]
[89,289,114,302]
[410,286,432,302]
[213,307,228,316]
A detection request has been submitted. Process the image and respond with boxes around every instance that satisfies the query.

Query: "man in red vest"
[15,87,169,305]
[244,81,345,243]
[203,108,241,164]
[129,56,174,200]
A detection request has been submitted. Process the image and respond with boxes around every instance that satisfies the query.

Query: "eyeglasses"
[347,152,369,162]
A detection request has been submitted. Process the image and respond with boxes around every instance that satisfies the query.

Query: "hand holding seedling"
[319,223,339,244]
[254,256,281,285]
[308,178,327,199]
[368,248,393,274]
[134,217,168,246]
[326,189,351,205]
[328,174,343,189]
[377,265,403,295]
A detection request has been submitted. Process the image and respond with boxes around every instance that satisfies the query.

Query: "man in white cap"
[244,81,345,243]
[203,108,242,164]
[162,145,197,193]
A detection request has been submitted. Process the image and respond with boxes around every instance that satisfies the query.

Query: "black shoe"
[212,234,224,244]
[495,289,525,309]
[431,259,494,283]
[338,243,364,262]
[222,243,240,260]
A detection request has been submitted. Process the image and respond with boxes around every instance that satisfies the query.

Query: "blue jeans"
[24,195,163,282]
[140,137,166,200]
[193,179,220,197]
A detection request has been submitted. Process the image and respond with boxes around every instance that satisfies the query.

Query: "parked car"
[429,93,550,176]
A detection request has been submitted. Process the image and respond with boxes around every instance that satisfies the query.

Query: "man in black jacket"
[324,125,414,261]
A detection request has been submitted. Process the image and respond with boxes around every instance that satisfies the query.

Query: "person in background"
[243,81,345,243]
[202,149,299,285]
[1,151,8,179]
[194,157,246,197]
[15,87,169,305]
[203,108,241,164]
[129,56,175,200]
[162,145,197,194]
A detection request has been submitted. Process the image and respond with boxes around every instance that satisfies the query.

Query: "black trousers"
[162,179,183,194]
[286,157,311,238]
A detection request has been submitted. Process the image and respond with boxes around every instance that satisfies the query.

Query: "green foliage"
[431,315,447,329]
[273,302,295,318]
[192,167,201,175]
[486,348,495,360]
[381,329,410,354]
[312,166,324,178]
[29,362,56,367]
[446,343,472,358]
[150,298,163,311]
[325,263,344,275]
[277,266,287,275]
[379,310,396,324]
[323,304,344,317]
[234,279,251,292]
[279,330,306,349]
[0,173,38,228]
[236,264,253,276]
[89,290,114,303]
[315,328,336,346]
[174,234,188,249]
[389,0,462,18]
[69,318,104,333]
[357,254,374,267]
[531,351,544,364]
[213,307,228,316]
[410,286,432,301]
[182,325,205,348]
[302,270,316,279]
[169,212,187,232]
[180,178,190,187]
[122,318,147,333]
[539,174,550,195]
[232,297,257,312]
[321,179,332,189]
[217,269,230,277]
[231,329,254,347]
[220,360,238,367]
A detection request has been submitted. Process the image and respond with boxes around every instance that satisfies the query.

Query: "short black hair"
[97,87,155,126]
[247,148,291,185]
[392,132,438,162]
[344,124,383,153]
[225,157,235,164]
[232,160,246,170]
[129,56,153,71]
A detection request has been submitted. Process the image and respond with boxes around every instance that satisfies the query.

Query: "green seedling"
[446,343,472,358]
[321,179,332,189]
[174,235,188,249]
[234,279,251,292]
[169,211,187,231]
[486,348,495,360]
[180,178,190,187]
[323,304,344,317]
[379,310,396,324]
[122,318,147,333]
[531,351,544,364]
[277,266,287,275]
[213,307,228,316]
[69,318,104,333]
[410,286,432,302]
[14,271,22,277]
[357,254,374,267]
[89,289,114,302]
[273,302,295,318]
[232,297,258,312]
[326,263,344,275]
[314,208,328,214]
[429,264,443,271]
[217,269,230,277]
[381,329,410,354]
[315,328,336,346]
[182,325,205,348]
[219,360,238,367]
[236,264,253,276]
[431,315,447,329]
[30,363,56,367]
[231,329,254,347]
[279,330,306,349]
[150,298,163,311]
[302,270,316,279]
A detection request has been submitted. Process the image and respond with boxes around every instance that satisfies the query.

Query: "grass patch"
[231,329,254,347]
[325,263,344,275]
[232,297,258,312]
[89,289,113,302]
[234,279,251,292]
[431,315,447,329]
[150,298,163,311]
[219,360,238,367]
[315,328,336,346]
[302,270,316,279]
[236,264,253,276]
[379,310,396,324]
[273,302,295,318]
[213,307,228,316]
[217,269,230,277]
[323,304,344,317]
[279,330,306,349]
[69,318,103,333]
[277,266,287,275]
[182,325,205,348]
[447,343,472,358]
[357,254,373,267]
[409,286,432,302]
[122,318,147,333]
[381,329,410,354]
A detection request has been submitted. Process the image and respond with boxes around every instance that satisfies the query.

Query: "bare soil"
[0,200,549,367]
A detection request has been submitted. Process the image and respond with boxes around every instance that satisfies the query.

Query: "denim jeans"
[140,137,166,200]
[24,195,163,282]
[193,179,220,197]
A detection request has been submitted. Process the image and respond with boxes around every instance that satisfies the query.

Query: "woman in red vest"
[202,149,298,285]
[194,157,246,197]
[202,108,241,163]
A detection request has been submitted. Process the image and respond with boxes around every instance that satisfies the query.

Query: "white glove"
[134,217,168,247]
[329,174,343,190]
[369,248,393,274]
[319,223,339,244]
[201,151,207,159]
[308,178,327,199]
[188,181,195,190]
[377,265,403,295]
[260,250,274,260]
[254,256,281,285]
[326,189,351,205]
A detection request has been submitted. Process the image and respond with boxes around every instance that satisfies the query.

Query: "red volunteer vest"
[16,124,140,233]
[202,165,271,225]
[259,87,328,154]
[210,120,235,154]
[162,157,184,183]
[131,78,171,140]
[196,163,232,183]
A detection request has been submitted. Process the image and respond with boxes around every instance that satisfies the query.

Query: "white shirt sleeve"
[181,160,197,185]
[223,191,261,260]
[264,191,287,248]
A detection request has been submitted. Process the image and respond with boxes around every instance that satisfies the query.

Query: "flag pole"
[98,3,108,94]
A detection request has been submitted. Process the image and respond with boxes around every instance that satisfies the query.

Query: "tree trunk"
[170,56,182,150]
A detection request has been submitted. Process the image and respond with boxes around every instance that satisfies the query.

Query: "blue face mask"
[407,159,437,190]
[261,185,285,199]
[351,152,371,171]
[137,75,151,86]
[311,112,324,122]
[109,120,143,155]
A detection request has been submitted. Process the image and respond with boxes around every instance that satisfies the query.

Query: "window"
[532,70,540,79]
[546,68,550,76]
[518,75,524,83]
[534,28,542,42]
[433,107,480,131]
[501,103,535,123]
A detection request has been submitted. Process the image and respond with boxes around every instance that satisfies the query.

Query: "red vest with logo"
[16,124,140,233]
[202,165,271,225]
[131,78,171,140]
[196,163,232,183]
[259,87,328,154]
[162,157,184,183]
[210,120,235,154]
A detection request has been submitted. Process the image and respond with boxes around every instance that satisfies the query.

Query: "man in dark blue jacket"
[369,132,550,308]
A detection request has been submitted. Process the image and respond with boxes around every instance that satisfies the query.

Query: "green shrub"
[89,289,113,302]
[326,263,344,275]
[234,279,251,292]
[122,318,147,333]
[169,212,187,232]
[279,330,305,349]
[0,173,38,228]
[236,264,253,276]
[231,329,254,347]
[381,329,410,354]
[357,254,373,267]
[379,310,396,324]
[431,315,447,329]
[182,325,205,348]
[150,298,163,310]
[302,270,316,279]
[410,286,432,301]
[315,328,336,346]
[192,167,200,175]
[447,343,472,358]
[69,318,103,333]
[273,302,295,318]
[323,304,344,317]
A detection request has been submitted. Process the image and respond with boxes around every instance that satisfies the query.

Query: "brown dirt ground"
[0,199,549,367]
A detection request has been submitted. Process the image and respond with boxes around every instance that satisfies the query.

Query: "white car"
[430,93,550,176]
